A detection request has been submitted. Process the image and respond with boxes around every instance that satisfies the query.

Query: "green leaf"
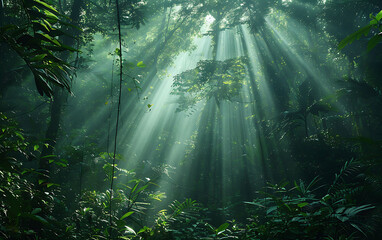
[32,20,50,32]
[244,201,266,208]
[376,10,382,21]
[30,54,47,62]
[34,145,40,151]
[36,33,61,46]
[350,223,367,236]
[367,34,382,52]
[321,194,331,202]
[216,223,229,235]
[31,208,42,215]
[43,9,59,21]
[32,215,49,224]
[338,25,372,50]
[135,184,148,194]
[82,207,91,214]
[34,0,60,14]
[66,225,74,232]
[38,179,46,185]
[130,181,140,194]
[115,48,121,56]
[137,61,146,67]
[266,206,278,215]
[297,202,309,208]
[124,226,136,235]
[47,183,59,188]
[15,131,25,140]
[120,211,134,220]
[137,226,150,234]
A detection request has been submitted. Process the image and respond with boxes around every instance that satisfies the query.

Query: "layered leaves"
[0,0,79,97]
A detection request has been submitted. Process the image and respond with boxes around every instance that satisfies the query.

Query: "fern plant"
[134,198,210,240]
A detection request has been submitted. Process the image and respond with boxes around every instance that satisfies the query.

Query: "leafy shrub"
[243,160,375,239]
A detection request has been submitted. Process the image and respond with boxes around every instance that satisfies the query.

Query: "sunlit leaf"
[15,131,25,140]
[376,10,382,21]
[216,222,229,235]
[137,226,150,234]
[34,0,59,14]
[120,211,134,220]
[38,179,46,184]
[137,61,146,67]
[136,184,148,194]
[47,183,58,188]
[115,48,121,56]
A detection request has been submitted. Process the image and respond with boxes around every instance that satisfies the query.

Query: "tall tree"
[39,0,84,171]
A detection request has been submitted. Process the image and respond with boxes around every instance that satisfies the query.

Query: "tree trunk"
[39,0,84,173]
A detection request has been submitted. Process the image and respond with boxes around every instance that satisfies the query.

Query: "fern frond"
[328,159,361,195]
[169,198,198,219]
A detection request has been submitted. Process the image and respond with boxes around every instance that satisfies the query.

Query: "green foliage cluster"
[0,0,78,97]
[0,111,377,239]
[339,10,382,52]
[172,57,248,111]
[1,0,382,240]
[0,112,65,238]
[0,116,226,239]
[244,163,374,239]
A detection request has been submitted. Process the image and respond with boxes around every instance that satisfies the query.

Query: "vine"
[109,0,123,237]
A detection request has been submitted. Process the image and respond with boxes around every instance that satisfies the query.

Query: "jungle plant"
[0,113,67,239]
[277,79,333,139]
[0,0,79,97]
[134,198,207,240]
[132,198,246,240]
[243,159,375,240]
[339,10,382,52]
[51,160,163,239]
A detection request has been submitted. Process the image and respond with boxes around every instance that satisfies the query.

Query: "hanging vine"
[109,0,123,236]
[107,55,115,154]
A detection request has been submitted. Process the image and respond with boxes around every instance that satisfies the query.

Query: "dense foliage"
[1,0,382,239]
